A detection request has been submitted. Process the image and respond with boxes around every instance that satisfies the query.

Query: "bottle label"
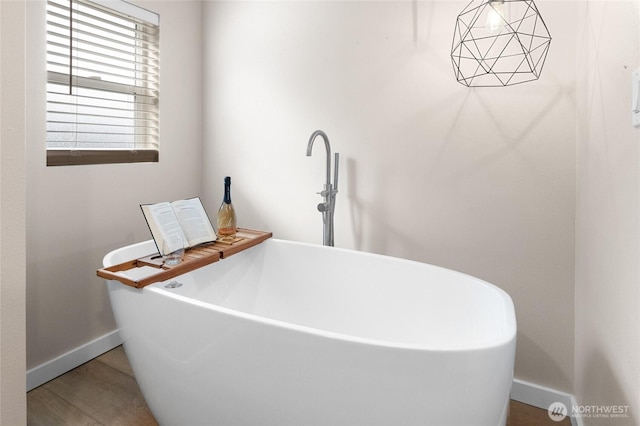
[224,184,232,204]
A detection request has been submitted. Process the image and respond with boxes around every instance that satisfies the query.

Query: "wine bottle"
[217,176,237,240]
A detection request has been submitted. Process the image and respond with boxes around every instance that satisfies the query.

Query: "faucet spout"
[306,130,339,247]
[306,130,332,189]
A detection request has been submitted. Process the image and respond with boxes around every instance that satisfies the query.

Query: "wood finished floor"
[28,346,571,426]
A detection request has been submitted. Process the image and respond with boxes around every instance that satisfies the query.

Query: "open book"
[141,197,216,255]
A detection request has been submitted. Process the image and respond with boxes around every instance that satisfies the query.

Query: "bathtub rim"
[104,238,517,353]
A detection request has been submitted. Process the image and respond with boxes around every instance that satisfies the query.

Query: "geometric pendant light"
[451,0,551,87]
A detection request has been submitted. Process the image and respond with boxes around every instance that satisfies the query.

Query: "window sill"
[47,149,159,166]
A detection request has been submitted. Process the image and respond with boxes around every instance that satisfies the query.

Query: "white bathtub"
[103,238,516,426]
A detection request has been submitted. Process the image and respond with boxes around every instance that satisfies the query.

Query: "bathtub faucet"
[306,130,339,247]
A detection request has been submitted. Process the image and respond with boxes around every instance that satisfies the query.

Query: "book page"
[141,202,188,254]
[172,197,217,247]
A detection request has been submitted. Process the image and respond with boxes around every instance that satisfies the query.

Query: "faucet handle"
[317,203,329,212]
[317,188,331,197]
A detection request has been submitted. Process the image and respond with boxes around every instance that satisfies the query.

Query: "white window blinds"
[46,0,159,165]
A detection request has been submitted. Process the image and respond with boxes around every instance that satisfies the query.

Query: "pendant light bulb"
[485,0,506,34]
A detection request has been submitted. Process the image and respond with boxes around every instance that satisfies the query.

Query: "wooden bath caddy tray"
[97,229,272,288]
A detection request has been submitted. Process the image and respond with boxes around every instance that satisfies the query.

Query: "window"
[46,0,159,166]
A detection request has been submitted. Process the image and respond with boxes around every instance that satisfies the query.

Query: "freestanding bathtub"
[103,238,516,426]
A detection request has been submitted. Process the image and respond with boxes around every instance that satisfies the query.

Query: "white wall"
[202,0,577,392]
[0,1,27,423]
[25,1,203,370]
[575,1,640,425]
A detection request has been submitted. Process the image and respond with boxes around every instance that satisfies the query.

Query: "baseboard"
[512,378,583,426]
[26,329,122,391]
